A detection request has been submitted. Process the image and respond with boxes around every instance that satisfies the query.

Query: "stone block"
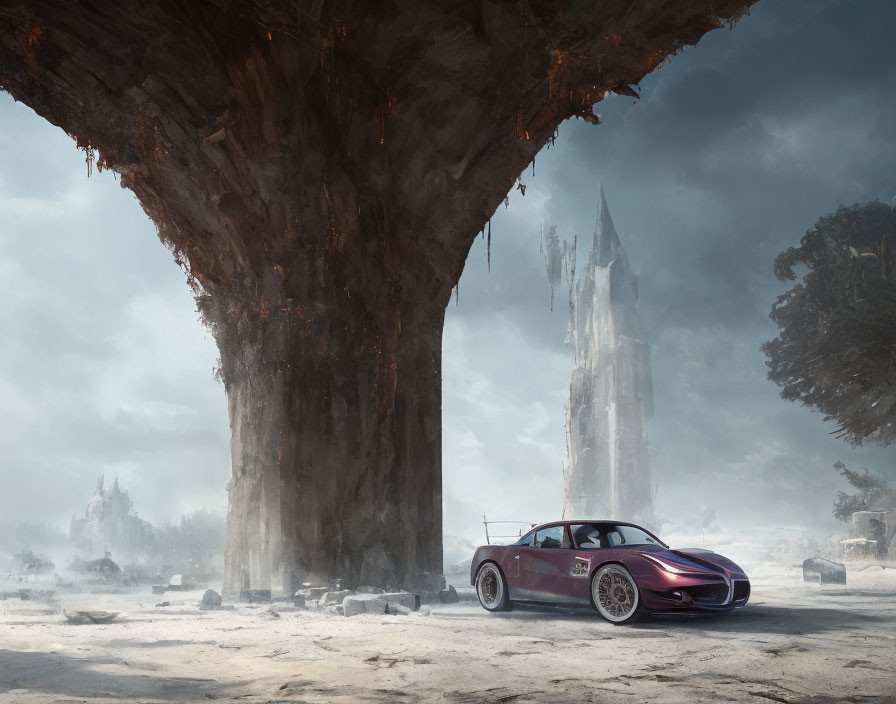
[239,589,272,603]
[342,593,387,617]
[439,585,459,604]
[375,592,420,611]
[318,589,352,607]
[802,557,846,585]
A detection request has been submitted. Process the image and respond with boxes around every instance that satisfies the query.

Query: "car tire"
[475,562,511,612]
[591,563,641,624]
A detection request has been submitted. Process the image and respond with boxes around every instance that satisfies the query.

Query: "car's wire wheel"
[592,564,640,624]
[475,563,507,611]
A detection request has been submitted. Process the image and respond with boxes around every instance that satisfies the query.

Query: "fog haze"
[2,0,895,566]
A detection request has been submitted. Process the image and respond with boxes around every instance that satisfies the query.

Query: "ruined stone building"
[70,476,153,562]
[562,187,654,524]
[840,509,896,560]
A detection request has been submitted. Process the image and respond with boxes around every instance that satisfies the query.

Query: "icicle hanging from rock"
[487,219,491,272]
[540,224,563,311]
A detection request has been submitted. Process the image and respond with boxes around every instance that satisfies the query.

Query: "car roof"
[525,520,668,547]
[531,520,651,531]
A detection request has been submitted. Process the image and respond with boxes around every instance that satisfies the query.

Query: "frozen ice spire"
[563,183,654,526]
[590,183,623,269]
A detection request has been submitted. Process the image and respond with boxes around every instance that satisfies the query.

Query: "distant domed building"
[69,475,153,561]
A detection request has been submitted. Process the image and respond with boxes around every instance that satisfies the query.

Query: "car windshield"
[570,523,666,549]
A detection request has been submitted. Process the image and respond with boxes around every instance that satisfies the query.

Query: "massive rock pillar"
[0,0,753,592]
[204,265,447,592]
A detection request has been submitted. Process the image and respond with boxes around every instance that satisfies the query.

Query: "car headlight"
[642,554,689,574]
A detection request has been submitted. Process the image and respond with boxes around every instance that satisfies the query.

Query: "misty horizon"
[2,0,896,570]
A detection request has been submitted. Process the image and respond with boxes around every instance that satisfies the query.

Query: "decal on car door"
[571,555,591,577]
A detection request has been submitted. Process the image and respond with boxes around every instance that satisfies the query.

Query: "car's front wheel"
[475,562,511,612]
[591,564,641,624]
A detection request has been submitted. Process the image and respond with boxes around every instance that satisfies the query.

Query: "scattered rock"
[302,587,328,601]
[239,589,272,603]
[261,607,281,619]
[200,589,223,609]
[167,574,193,591]
[318,589,352,607]
[439,585,459,604]
[64,609,119,624]
[376,592,420,611]
[802,557,847,585]
[343,594,388,617]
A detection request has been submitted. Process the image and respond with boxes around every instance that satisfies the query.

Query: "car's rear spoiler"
[483,516,537,545]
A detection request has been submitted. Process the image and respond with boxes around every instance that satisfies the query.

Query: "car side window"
[515,530,536,547]
[606,530,624,547]
[535,525,565,548]
[571,524,607,548]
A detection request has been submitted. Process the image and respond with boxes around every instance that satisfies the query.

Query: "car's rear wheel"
[592,564,641,624]
[475,562,510,612]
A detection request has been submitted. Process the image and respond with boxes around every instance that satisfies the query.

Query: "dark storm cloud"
[2,0,895,565]
[443,0,896,556]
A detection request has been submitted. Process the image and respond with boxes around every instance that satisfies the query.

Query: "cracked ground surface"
[1,566,894,703]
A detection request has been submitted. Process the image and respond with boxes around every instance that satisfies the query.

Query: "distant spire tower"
[563,184,654,524]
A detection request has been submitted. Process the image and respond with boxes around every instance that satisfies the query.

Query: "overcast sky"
[2,0,895,565]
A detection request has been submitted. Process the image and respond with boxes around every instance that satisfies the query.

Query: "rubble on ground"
[439,585,459,603]
[63,609,119,624]
[342,591,420,617]
[200,589,222,609]
[802,557,847,584]
[239,589,271,603]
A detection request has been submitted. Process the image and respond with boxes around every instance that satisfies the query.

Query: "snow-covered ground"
[1,564,895,703]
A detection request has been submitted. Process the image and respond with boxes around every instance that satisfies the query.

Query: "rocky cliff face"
[0,0,754,592]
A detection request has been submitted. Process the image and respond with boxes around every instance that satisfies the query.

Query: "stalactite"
[487,219,491,272]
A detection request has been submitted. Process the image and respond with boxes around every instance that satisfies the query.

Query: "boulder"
[385,603,412,615]
[802,557,847,585]
[200,589,222,609]
[439,585,459,604]
[318,589,352,607]
[342,593,388,617]
[64,610,119,624]
[295,586,327,600]
[376,592,420,611]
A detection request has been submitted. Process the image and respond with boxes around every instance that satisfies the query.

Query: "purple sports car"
[470,520,750,624]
